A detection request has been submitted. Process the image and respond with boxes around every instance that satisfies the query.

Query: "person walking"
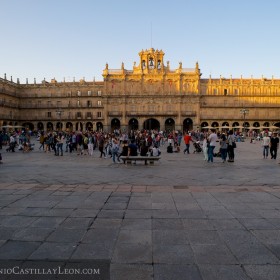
[270,132,279,159]
[39,132,45,151]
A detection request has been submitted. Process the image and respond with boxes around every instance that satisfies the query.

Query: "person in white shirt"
[151,145,161,156]
[262,133,270,159]
[207,129,218,162]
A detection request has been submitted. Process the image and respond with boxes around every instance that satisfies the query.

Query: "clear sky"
[1,0,280,83]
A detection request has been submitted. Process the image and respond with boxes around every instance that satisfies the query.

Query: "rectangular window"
[97,111,102,118]
[47,112,51,118]
[47,101,51,107]
[98,90,102,96]
[166,105,172,111]
[224,89,228,96]
[234,89,239,95]
[213,89,218,95]
[77,112,82,118]
[87,100,92,107]
[57,101,61,108]
[88,90,92,96]
[97,100,102,106]
[77,91,81,96]
[86,112,92,118]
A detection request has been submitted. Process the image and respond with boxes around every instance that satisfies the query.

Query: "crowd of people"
[0,128,279,165]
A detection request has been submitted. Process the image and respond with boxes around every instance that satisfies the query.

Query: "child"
[202,136,208,161]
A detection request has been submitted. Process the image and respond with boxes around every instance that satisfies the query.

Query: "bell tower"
[138,48,165,73]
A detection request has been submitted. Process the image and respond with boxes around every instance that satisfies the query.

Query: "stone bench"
[120,156,161,165]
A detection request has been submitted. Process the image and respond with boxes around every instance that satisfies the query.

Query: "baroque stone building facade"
[1,48,280,132]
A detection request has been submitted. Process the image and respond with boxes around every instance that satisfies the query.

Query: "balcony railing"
[108,111,122,117]
[126,111,179,117]
[181,111,196,117]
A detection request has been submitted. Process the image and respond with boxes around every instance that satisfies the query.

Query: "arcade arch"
[165,118,175,132]
[128,118,139,131]
[183,118,193,132]
[143,118,160,130]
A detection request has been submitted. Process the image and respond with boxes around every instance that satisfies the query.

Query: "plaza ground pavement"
[0,139,280,279]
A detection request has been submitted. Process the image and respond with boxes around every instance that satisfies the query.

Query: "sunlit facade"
[1,48,280,132]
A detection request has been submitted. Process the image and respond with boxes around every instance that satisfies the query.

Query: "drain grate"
[173,185,189,189]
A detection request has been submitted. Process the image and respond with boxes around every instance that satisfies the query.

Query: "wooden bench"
[120,156,161,165]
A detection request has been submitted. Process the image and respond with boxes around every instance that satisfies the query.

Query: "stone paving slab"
[1,140,280,279]
[0,183,279,278]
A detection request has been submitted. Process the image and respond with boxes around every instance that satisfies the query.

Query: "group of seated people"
[167,142,180,153]
[18,141,33,152]
[118,139,161,159]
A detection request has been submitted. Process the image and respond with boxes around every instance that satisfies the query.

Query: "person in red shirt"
[183,132,192,154]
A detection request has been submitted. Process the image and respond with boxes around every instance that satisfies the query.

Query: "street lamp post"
[56,108,64,131]
[240,108,249,137]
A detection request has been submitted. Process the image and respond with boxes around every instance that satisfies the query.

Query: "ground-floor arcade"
[3,117,279,133]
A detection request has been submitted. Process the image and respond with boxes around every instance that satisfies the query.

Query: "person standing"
[220,134,228,163]
[128,139,138,156]
[56,133,64,156]
[202,136,208,161]
[227,130,235,162]
[207,129,218,163]
[112,137,120,163]
[118,140,129,162]
[98,134,106,158]
[88,133,94,156]
[39,132,45,150]
[262,132,270,159]
[183,132,192,154]
[270,132,279,159]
